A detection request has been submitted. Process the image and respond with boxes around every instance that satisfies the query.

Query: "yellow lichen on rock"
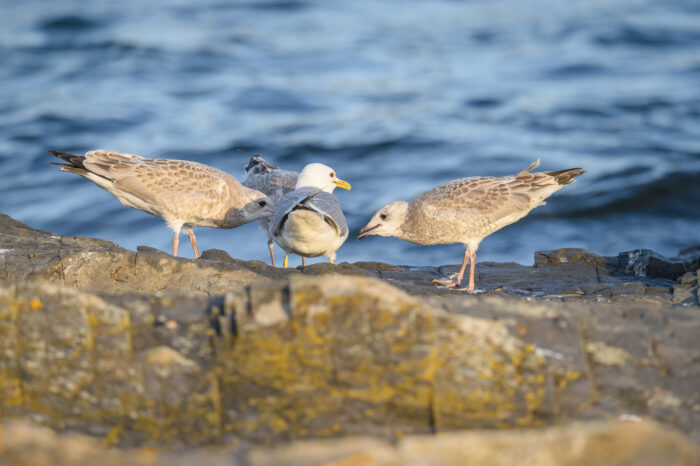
[585,341,634,366]
[217,275,552,439]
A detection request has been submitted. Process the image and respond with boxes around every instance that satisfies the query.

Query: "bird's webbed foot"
[432,277,461,288]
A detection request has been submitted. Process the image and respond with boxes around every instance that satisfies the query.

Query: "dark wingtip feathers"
[547,168,586,185]
[49,150,86,169]
[49,150,76,159]
[244,154,280,176]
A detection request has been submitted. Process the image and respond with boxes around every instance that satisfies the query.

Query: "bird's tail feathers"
[242,152,279,176]
[49,163,86,175]
[49,150,89,174]
[546,167,586,185]
[49,150,86,168]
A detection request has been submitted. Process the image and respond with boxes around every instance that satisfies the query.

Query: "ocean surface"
[1,0,699,267]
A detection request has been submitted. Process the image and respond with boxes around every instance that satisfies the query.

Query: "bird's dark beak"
[357,224,381,239]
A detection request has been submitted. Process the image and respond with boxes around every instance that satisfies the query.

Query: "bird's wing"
[271,189,347,238]
[270,190,307,237]
[413,177,515,221]
[243,170,298,201]
[412,161,558,224]
[277,171,299,193]
[306,192,348,238]
[82,150,233,206]
[81,150,144,178]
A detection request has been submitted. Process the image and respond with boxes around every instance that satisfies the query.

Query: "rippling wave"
[1,0,699,266]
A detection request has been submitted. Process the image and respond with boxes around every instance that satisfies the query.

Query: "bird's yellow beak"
[333,179,351,190]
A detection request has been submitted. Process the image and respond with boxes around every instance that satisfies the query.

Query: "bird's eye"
[380,213,387,220]
[258,200,267,207]
[329,172,335,178]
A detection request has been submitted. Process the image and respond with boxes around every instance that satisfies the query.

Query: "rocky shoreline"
[1,213,699,464]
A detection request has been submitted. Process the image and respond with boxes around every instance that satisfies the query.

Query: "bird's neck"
[223,208,247,227]
[393,203,412,241]
[396,223,417,243]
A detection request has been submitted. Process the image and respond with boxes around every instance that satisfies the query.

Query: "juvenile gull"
[50,149,273,258]
[269,163,351,268]
[242,155,298,266]
[357,160,585,291]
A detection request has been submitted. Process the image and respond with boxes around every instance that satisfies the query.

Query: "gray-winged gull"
[50,149,273,258]
[269,163,351,267]
[242,155,298,266]
[357,159,585,291]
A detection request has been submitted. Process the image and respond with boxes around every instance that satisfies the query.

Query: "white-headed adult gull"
[268,163,351,267]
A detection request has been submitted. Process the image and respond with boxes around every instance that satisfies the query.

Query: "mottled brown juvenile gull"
[269,163,351,268]
[357,160,585,291]
[50,149,273,258]
[242,155,298,266]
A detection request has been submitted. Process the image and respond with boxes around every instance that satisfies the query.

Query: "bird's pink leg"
[267,240,276,267]
[433,247,470,288]
[172,231,179,257]
[463,251,476,292]
[302,256,306,267]
[187,226,200,258]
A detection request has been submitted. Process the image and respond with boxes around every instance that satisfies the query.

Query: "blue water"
[2,0,700,267]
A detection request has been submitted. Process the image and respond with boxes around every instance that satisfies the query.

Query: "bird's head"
[357,201,408,239]
[296,163,351,193]
[242,189,274,221]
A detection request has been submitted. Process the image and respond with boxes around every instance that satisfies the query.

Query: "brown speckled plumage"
[359,159,586,291]
[402,160,583,247]
[50,149,272,257]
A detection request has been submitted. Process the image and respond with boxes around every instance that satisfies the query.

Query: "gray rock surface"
[1,278,552,446]
[1,213,700,463]
[1,418,698,466]
[2,213,698,304]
